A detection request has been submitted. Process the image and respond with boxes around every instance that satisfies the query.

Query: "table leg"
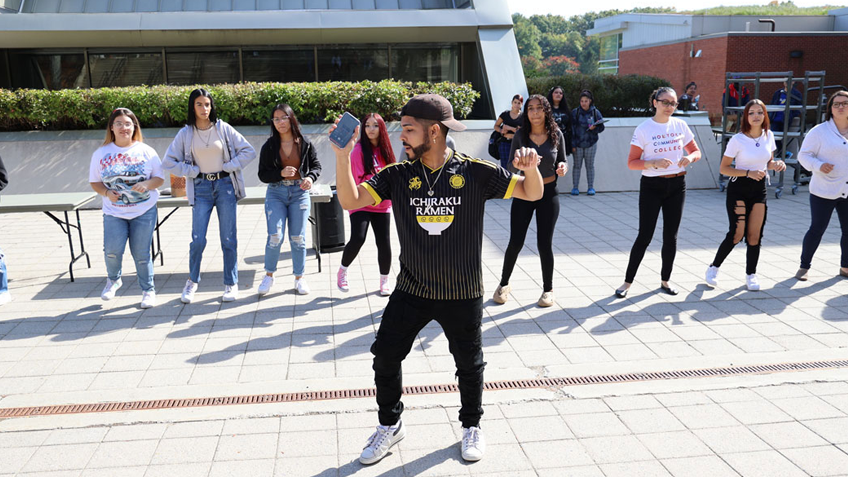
[152,208,179,266]
[314,202,322,273]
[76,210,91,268]
[43,211,90,282]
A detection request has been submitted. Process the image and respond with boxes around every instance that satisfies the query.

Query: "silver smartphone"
[329,112,361,149]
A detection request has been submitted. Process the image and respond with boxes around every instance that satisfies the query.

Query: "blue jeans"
[264,182,310,275]
[0,245,8,295]
[103,205,157,292]
[191,176,238,286]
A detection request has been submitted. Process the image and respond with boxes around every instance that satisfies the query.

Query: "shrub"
[0,80,480,131]
[526,74,671,117]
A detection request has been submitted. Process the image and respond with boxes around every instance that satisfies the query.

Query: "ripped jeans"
[264,182,311,276]
[103,205,157,292]
[190,176,238,286]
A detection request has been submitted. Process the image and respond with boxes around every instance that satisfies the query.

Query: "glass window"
[89,52,163,87]
[9,53,88,89]
[243,48,315,83]
[166,51,240,85]
[599,34,620,62]
[317,45,388,82]
[392,45,458,83]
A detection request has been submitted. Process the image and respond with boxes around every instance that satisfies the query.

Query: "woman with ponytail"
[615,87,702,298]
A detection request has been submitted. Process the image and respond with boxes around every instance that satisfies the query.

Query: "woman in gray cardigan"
[163,88,256,304]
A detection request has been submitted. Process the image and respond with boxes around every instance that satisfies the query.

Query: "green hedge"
[526,74,671,117]
[0,80,480,132]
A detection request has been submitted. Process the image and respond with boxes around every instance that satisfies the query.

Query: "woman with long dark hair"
[163,88,256,304]
[705,99,785,291]
[337,113,395,296]
[614,87,702,298]
[796,90,848,281]
[256,104,322,296]
[547,85,573,159]
[570,89,605,196]
[493,94,523,169]
[90,108,165,308]
[493,95,568,307]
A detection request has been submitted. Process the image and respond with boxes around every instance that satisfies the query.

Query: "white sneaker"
[492,284,510,304]
[100,278,122,301]
[461,426,485,462]
[181,279,198,304]
[379,276,391,296]
[257,275,274,296]
[746,274,761,291]
[140,291,156,309]
[359,420,405,465]
[222,284,239,302]
[538,291,554,308]
[705,265,719,288]
[337,267,349,292]
[295,278,310,295]
[0,292,11,306]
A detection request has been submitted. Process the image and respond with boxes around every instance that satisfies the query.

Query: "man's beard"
[407,141,431,161]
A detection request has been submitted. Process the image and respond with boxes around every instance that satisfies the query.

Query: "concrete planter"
[0,116,720,205]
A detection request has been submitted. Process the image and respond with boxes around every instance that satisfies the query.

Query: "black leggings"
[711,177,768,275]
[500,181,560,292]
[340,211,392,275]
[800,194,848,269]
[625,175,686,283]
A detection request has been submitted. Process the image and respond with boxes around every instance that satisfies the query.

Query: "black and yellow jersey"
[362,149,519,300]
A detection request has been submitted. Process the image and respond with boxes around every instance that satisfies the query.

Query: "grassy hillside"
[685,3,839,16]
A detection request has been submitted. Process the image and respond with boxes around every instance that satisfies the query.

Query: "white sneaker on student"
[140,291,156,309]
[100,278,122,301]
[222,284,239,302]
[257,275,274,296]
[461,426,485,462]
[705,265,719,288]
[379,276,391,296]
[0,292,11,306]
[181,279,198,304]
[746,274,761,291]
[492,284,510,304]
[295,278,310,295]
[359,420,405,465]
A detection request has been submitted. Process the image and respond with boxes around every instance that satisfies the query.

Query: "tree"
[514,7,677,78]
[512,13,543,60]
[544,56,581,76]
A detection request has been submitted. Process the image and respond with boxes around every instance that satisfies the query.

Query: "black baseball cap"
[400,94,467,132]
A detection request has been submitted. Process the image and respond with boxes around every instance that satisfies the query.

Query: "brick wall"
[726,35,848,108]
[618,34,848,123]
[619,37,728,119]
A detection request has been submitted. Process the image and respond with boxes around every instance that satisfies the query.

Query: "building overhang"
[0,8,513,48]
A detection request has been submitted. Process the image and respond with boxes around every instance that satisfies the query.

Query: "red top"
[351,142,392,214]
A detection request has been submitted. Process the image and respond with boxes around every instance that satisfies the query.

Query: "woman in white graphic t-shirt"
[615,87,702,298]
[89,108,165,309]
[705,100,786,291]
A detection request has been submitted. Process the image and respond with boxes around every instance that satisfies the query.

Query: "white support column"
[477,27,528,118]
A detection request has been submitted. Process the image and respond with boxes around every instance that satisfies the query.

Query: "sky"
[506,0,839,17]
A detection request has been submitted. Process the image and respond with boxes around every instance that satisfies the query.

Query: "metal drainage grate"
[1,359,846,419]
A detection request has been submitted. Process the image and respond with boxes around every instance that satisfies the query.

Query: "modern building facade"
[588,9,848,120]
[0,0,526,119]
